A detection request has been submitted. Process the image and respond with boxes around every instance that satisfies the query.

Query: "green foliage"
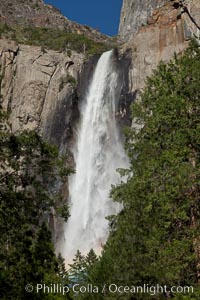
[0,107,71,299]
[87,41,200,299]
[0,23,9,37]
[0,22,112,55]
[59,75,77,92]
[67,249,98,299]
[56,203,70,221]
[68,250,87,283]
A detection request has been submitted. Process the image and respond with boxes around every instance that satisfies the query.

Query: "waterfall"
[62,50,128,264]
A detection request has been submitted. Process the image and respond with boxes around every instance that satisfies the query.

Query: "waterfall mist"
[61,50,129,264]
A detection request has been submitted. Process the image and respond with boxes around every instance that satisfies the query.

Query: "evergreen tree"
[57,253,68,283]
[68,249,100,300]
[0,105,71,299]
[85,249,98,271]
[68,250,86,283]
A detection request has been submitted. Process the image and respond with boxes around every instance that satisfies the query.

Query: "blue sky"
[44,0,123,36]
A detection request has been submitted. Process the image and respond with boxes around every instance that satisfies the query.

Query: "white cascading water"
[62,50,128,264]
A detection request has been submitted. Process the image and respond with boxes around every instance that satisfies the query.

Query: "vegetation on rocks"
[59,75,77,92]
[0,22,114,55]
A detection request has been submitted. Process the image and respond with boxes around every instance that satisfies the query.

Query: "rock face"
[119,0,167,42]
[0,39,85,150]
[119,0,200,96]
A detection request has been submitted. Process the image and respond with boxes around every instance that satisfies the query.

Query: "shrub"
[59,74,77,92]
[0,22,113,55]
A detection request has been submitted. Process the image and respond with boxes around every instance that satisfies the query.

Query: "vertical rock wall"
[119,0,167,42]
[119,0,200,96]
[0,40,85,150]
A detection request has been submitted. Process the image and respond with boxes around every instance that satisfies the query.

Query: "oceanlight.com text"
[107,283,193,296]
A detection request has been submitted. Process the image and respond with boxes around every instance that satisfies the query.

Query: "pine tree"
[68,250,86,284]
[85,249,98,271]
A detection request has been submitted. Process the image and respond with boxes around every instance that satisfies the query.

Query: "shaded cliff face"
[119,0,200,96]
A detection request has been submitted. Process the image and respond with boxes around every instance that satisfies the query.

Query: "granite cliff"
[0,39,84,149]
[119,0,167,42]
[119,0,200,99]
